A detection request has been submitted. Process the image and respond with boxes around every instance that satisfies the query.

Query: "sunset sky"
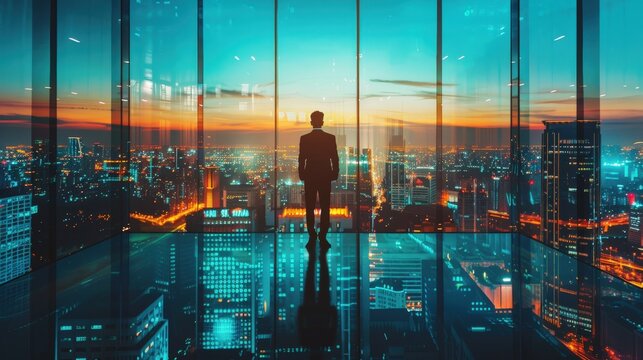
[1,0,641,147]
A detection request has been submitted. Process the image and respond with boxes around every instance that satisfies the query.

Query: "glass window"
[443,0,511,233]
[203,0,275,232]
[361,0,437,233]
[519,0,577,242]
[599,0,643,287]
[56,0,115,256]
[0,0,34,279]
[277,0,357,234]
[129,0,199,232]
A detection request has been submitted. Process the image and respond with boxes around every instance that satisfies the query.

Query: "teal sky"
[0,0,642,146]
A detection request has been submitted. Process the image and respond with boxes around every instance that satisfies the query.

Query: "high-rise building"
[540,120,601,263]
[57,294,168,360]
[67,136,82,158]
[456,180,488,232]
[359,148,374,232]
[199,233,265,352]
[540,120,601,348]
[385,119,407,211]
[0,190,32,284]
[370,279,406,309]
[204,166,222,208]
[489,175,509,212]
[411,175,436,205]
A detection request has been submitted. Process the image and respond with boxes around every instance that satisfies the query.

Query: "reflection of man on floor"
[298,110,339,250]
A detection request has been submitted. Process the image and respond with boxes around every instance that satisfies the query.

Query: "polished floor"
[1,233,641,359]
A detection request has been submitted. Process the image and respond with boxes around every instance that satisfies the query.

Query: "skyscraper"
[540,120,601,349]
[385,119,407,211]
[67,136,83,158]
[540,120,601,263]
[0,190,32,284]
[204,166,222,208]
[456,180,488,232]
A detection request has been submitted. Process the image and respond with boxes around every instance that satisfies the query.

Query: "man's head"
[310,111,324,128]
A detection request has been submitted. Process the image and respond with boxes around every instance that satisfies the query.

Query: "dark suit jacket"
[298,129,340,182]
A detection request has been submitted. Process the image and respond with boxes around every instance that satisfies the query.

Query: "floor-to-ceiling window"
[0,0,34,283]
[599,0,643,287]
[56,0,116,255]
[361,0,438,233]
[443,0,510,233]
[129,0,199,232]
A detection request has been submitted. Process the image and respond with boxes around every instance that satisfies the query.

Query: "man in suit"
[299,111,339,250]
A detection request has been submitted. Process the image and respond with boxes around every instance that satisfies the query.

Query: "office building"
[67,136,83,158]
[541,120,601,263]
[57,294,169,360]
[0,190,32,284]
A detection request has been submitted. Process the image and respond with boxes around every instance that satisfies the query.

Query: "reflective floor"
[1,233,641,359]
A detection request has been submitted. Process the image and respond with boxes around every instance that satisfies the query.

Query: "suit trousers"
[304,180,331,236]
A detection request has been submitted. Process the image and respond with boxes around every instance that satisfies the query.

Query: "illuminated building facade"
[278,207,352,233]
[57,294,168,360]
[187,207,256,232]
[541,120,601,263]
[457,181,488,232]
[0,190,32,284]
[487,210,510,232]
[66,136,83,158]
[199,233,270,353]
[384,119,407,211]
[370,279,407,309]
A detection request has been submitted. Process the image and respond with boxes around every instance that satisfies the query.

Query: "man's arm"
[330,135,339,181]
[298,136,306,181]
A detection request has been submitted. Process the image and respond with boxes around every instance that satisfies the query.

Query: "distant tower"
[385,119,406,211]
[204,166,222,208]
[67,136,82,158]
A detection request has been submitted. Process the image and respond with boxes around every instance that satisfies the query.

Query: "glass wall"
[56,0,116,256]
[2,0,642,290]
[0,0,34,283]
[361,0,438,233]
[518,0,577,242]
[202,0,275,232]
[599,0,643,287]
[1,0,126,281]
[442,0,510,233]
[129,0,199,232]
[276,0,358,234]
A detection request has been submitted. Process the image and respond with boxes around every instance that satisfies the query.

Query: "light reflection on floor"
[1,233,641,359]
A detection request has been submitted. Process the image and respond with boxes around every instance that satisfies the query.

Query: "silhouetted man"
[299,111,339,249]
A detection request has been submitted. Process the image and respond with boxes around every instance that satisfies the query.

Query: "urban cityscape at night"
[1,0,642,359]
